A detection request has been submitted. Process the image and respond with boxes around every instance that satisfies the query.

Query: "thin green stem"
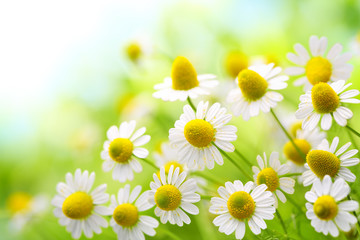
[276,210,288,239]
[270,109,306,161]
[187,97,196,111]
[281,172,302,178]
[234,148,253,168]
[286,195,303,214]
[138,157,158,170]
[347,125,360,138]
[347,195,360,228]
[190,171,223,185]
[214,144,252,180]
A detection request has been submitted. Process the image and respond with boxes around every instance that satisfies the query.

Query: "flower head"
[227,63,288,120]
[286,35,353,90]
[209,180,275,239]
[169,101,237,170]
[305,175,359,237]
[101,120,150,182]
[52,169,111,239]
[224,51,249,78]
[295,80,360,131]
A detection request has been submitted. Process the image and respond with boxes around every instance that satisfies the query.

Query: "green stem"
[346,127,360,159]
[347,195,360,229]
[190,171,223,185]
[276,210,288,239]
[214,144,252,180]
[187,97,196,111]
[137,157,158,170]
[270,109,306,161]
[346,125,360,138]
[281,172,302,178]
[234,148,253,168]
[286,195,303,214]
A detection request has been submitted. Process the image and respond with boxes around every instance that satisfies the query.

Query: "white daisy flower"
[101,120,150,182]
[209,180,276,239]
[285,35,353,91]
[224,51,249,79]
[6,192,48,231]
[227,63,288,121]
[295,80,360,131]
[51,169,111,239]
[148,166,200,226]
[283,126,326,173]
[305,175,359,237]
[252,152,295,207]
[153,56,218,101]
[109,185,159,240]
[169,101,237,170]
[154,142,187,174]
[302,137,360,186]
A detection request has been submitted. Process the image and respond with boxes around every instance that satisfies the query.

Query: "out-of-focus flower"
[302,137,359,186]
[153,56,218,101]
[101,120,150,182]
[286,35,353,91]
[305,176,359,237]
[252,152,295,207]
[349,32,360,57]
[154,142,186,174]
[109,185,159,239]
[148,166,200,226]
[209,181,275,239]
[295,80,360,131]
[227,63,288,120]
[169,101,237,170]
[52,169,111,239]
[224,51,249,79]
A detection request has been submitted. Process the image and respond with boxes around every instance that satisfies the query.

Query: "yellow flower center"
[283,139,311,165]
[313,195,338,220]
[307,150,340,178]
[227,191,255,220]
[290,121,302,137]
[184,119,215,148]
[7,192,32,214]
[171,56,199,90]
[62,192,93,219]
[311,82,340,113]
[125,42,141,62]
[256,168,280,192]
[225,51,249,78]
[109,138,134,163]
[238,69,268,101]
[155,185,182,211]
[305,57,332,85]
[113,203,139,227]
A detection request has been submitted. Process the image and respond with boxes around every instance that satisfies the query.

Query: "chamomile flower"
[227,63,288,121]
[302,137,360,186]
[295,80,360,131]
[154,142,186,174]
[153,56,218,101]
[209,181,275,239]
[148,166,200,226]
[169,101,237,170]
[349,32,360,57]
[109,185,159,240]
[286,35,353,90]
[283,126,326,172]
[252,152,295,207]
[305,175,359,237]
[52,169,111,239]
[224,51,249,79]
[101,120,150,182]
[6,192,48,231]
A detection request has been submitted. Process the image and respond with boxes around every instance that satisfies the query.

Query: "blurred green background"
[1,0,360,239]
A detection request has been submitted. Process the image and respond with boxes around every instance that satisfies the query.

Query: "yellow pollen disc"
[256,168,280,192]
[113,203,139,227]
[62,192,93,219]
[313,195,338,220]
[224,51,249,78]
[155,185,182,211]
[311,82,340,114]
[305,57,332,85]
[238,69,268,101]
[227,191,255,220]
[7,192,32,214]
[125,42,141,62]
[307,150,340,178]
[171,56,199,90]
[109,138,134,163]
[290,121,303,137]
[184,119,215,148]
[283,139,311,165]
